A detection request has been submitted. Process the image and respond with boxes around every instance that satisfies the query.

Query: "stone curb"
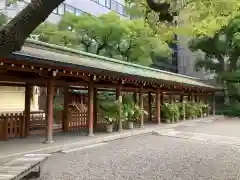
[0,115,221,164]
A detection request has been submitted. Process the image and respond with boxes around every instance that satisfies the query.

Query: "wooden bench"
[0,153,51,180]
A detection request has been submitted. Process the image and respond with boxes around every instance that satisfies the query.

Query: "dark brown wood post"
[160,92,164,105]
[194,94,198,102]
[116,84,123,132]
[88,80,94,136]
[133,92,137,104]
[24,83,32,137]
[148,92,152,121]
[139,86,144,128]
[63,86,69,132]
[169,94,173,103]
[212,92,216,115]
[93,88,98,129]
[180,93,184,103]
[188,93,191,102]
[45,79,54,144]
[156,90,161,124]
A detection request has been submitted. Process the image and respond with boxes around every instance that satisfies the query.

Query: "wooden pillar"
[212,92,216,115]
[93,88,98,129]
[188,94,191,102]
[139,86,144,128]
[24,83,32,137]
[160,92,164,105]
[172,94,176,102]
[156,91,161,124]
[194,94,198,102]
[45,79,54,144]
[180,93,184,103]
[88,80,94,136]
[116,84,123,132]
[170,94,173,103]
[148,92,152,121]
[133,92,137,104]
[63,86,69,132]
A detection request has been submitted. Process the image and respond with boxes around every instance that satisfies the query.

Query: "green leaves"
[33,11,170,66]
[0,14,7,27]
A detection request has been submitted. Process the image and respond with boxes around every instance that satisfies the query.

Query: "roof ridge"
[25,39,203,81]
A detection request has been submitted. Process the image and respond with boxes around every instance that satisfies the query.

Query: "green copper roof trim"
[25,39,201,80]
[18,39,218,89]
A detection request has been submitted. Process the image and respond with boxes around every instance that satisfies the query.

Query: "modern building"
[1,0,206,79]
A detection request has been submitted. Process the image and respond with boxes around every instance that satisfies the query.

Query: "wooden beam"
[88,79,94,136]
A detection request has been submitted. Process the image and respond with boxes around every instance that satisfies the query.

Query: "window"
[58,3,65,15]
[99,0,106,6]
[105,0,111,8]
[65,5,75,13]
[75,9,83,16]
[110,0,117,11]
[122,7,127,16]
[118,4,124,15]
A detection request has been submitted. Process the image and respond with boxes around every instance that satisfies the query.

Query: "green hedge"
[216,103,240,117]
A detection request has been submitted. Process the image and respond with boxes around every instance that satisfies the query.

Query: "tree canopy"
[127,0,240,37]
[188,15,240,103]
[1,0,240,57]
[32,12,171,66]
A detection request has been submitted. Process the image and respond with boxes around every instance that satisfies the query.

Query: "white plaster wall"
[0,86,39,113]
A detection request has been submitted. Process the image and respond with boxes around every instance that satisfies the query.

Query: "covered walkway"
[0,39,221,142]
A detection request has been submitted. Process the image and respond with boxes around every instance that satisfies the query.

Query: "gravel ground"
[36,134,240,180]
[175,118,240,138]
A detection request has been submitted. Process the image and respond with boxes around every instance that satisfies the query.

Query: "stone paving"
[34,117,240,180]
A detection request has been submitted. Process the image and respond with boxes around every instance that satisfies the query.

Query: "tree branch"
[0,0,64,57]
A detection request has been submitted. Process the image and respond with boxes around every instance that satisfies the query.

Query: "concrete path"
[0,116,219,165]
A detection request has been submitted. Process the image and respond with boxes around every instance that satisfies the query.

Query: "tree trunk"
[0,0,64,57]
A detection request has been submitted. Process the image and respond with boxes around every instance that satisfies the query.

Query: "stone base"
[88,133,94,137]
[44,140,54,144]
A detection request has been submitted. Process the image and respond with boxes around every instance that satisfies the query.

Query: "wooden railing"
[96,111,105,125]
[29,111,46,131]
[0,113,25,140]
[68,109,88,131]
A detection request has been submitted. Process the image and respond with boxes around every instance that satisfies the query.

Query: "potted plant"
[99,100,120,133]
[161,103,172,123]
[104,116,116,133]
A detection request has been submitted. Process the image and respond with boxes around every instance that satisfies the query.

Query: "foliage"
[122,95,144,122]
[185,102,208,118]
[217,102,240,117]
[176,102,185,120]
[32,12,171,66]
[0,14,7,27]
[161,102,179,123]
[188,16,240,104]
[32,23,77,47]
[99,99,120,125]
[137,0,240,37]
[161,102,207,123]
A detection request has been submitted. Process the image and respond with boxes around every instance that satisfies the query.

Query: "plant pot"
[128,121,134,129]
[163,119,171,124]
[106,124,113,133]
